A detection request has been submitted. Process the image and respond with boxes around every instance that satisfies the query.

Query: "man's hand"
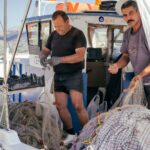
[48,57,61,66]
[40,52,48,67]
[127,75,141,91]
[108,63,119,74]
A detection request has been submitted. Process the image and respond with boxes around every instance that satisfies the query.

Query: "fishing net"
[9,67,63,150]
[0,86,9,129]
[88,105,150,150]
[71,106,150,150]
[71,79,149,150]
[111,78,147,108]
[9,102,62,150]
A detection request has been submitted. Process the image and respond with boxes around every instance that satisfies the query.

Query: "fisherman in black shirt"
[40,10,89,137]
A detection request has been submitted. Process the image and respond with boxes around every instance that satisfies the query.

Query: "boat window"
[112,26,127,60]
[26,22,39,46]
[40,21,51,49]
[88,24,127,61]
[88,25,108,48]
[88,24,108,59]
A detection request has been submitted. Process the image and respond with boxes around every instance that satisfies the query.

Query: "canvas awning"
[137,0,150,51]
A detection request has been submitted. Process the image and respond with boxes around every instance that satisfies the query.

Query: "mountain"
[0,27,29,56]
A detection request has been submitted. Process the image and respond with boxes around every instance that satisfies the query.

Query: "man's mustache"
[127,20,134,23]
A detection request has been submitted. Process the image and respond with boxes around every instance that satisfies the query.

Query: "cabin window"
[88,24,127,61]
[26,22,39,46]
[40,21,51,49]
[88,24,108,60]
[88,25,108,48]
[112,27,125,60]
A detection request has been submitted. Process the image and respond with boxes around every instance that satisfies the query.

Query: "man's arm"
[138,64,150,78]
[116,53,130,69]
[128,64,150,90]
[48,47,86,66]
[108,53,129,74]
[40,47,51,67]
[60,47,86,63]
[42,47,51,56]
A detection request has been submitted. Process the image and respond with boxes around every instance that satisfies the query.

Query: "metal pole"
[64,0,68,12]
[4,0,7,84]
[2,0,10,129]
[6,0,32,82]
[38,0,41,16]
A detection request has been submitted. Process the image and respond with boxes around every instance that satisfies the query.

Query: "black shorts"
[144,85,150,109]
[54,71,83,94]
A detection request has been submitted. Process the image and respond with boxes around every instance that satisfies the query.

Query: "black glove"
[40,51,48,67]
[47,57,61,66]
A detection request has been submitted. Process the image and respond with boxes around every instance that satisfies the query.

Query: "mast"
[3,0,7,85]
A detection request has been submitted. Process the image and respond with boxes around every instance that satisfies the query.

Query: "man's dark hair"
[52,10,69,21]
[121,0,138,11]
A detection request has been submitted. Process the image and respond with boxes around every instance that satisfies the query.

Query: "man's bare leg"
[54,92,73,129]
[70,90,89,126]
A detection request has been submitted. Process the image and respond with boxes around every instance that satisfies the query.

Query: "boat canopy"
[137,0,150,51]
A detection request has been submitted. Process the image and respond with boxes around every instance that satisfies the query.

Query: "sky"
[0,0,95,30]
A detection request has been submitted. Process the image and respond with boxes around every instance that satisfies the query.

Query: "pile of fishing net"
[71,105,150,150]
[9,101,63,150]
[8,67,70,150]
[71,79,150,150]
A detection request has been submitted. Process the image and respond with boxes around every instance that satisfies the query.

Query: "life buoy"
[56,2,100,12]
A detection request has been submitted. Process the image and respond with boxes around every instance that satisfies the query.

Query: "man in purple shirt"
[108,0,150,108]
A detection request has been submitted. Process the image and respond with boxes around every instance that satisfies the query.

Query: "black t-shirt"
[46,26,86,74]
